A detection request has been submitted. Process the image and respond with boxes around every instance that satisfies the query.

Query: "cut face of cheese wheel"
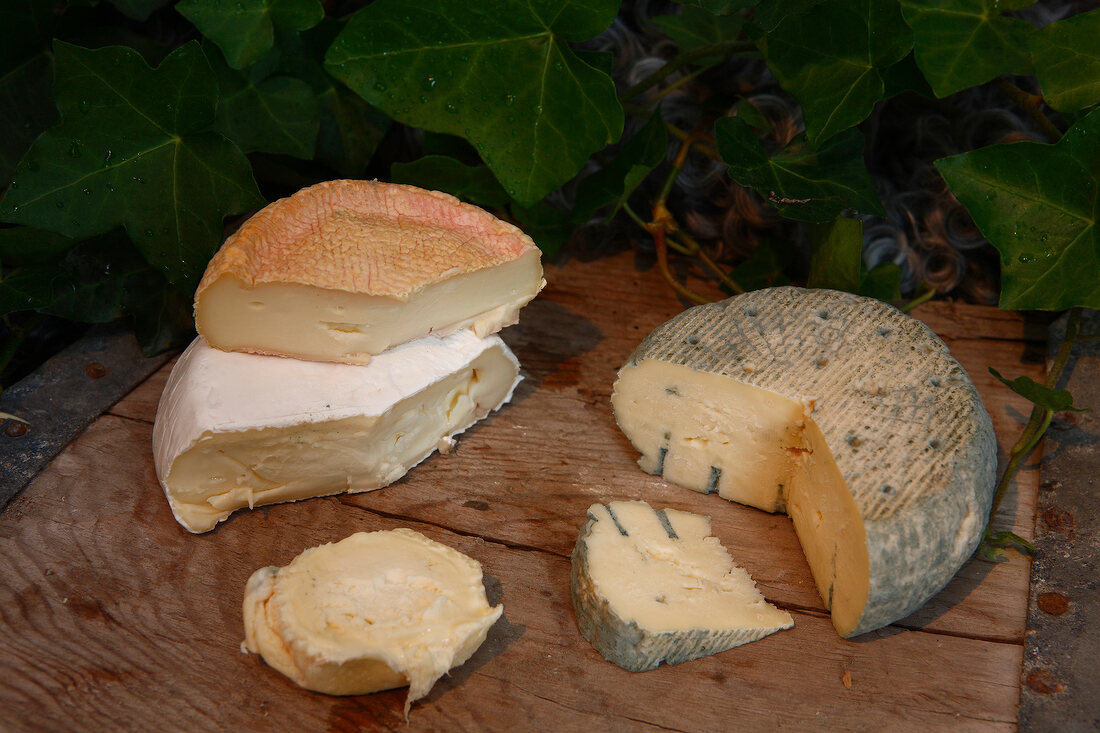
[571,501,793,672]
[194,179,545,363]
[242,528,502,715]
[152,331,519,533]
[610,287,997,638]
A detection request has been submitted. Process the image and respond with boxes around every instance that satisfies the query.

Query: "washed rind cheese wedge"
[194,179,545,363]
[571,500,793,672]
[242,529,502,714]
[152,330,519,533]
[610,287,997,638]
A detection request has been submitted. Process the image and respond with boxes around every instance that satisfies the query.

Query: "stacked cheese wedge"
[153,180,544,533]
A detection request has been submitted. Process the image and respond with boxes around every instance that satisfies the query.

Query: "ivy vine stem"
[983,307,1083,550]
[993,76,1064,144]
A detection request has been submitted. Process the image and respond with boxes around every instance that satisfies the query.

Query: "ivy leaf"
[673,0,757,15]
[860,261,902,302]
[325,0,624,206]
[392,156,511,209]
[654,7,746,52]
[935,108,1100,311]
[0,55,59,185]
[752,0,826,30]
[898,0,1035,99]
[510,200,570,258]
[988,368,1089,413]
[807,216,861,292]
[1031,8,1100,114]
[0,226,74,267]
[729,239,791,291]
[129,277,196,355]
[753,0,911,143]
[204,43,320,158]
[716,116,885,222]
[574,110,667,220]
[0,42,265,290]
[0,267,55,316]
[177,0,324,70]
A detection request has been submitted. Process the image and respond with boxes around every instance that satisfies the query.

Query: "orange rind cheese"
[195,180,544,363]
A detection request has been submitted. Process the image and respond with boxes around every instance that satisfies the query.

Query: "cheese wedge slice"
[571,500,793,672]
[242,529,502,714]
[611,287,997,638]
[194,179,544,363]
[152,330,520,533]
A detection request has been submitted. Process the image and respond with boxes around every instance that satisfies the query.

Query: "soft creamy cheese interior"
[610,288,997,638]
[153,331,519,533]
[243,529,502,712]
[612,364,869,635]
[196,248,543,364]
[571,501,792,672]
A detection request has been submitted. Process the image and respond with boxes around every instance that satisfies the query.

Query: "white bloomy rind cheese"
[610,288,996,638]
[242,529,502,714]
[194,179,545,364]
[152,330,520,533]
[571,500,793,672]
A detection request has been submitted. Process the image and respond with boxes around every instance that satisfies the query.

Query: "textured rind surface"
[570,510,785,672]
[152,331,520,532]
[195,179,539,299]
[617,287,997,637]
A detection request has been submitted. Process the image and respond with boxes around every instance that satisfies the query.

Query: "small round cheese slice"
[195,179,545,363]
[611,287,997,638]
[243,529,502,714]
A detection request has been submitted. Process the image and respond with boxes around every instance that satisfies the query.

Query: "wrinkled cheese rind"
[243,529,502,713]
[152,331,519,532]
[570,501,793,672]
[611,287,996,637]
[194,179,545,363]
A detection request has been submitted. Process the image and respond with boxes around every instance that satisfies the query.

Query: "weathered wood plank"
[1,416,1020,732]
[1,251,1041,729]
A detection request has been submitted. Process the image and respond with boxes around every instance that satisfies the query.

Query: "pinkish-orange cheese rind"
[195,179,539,300]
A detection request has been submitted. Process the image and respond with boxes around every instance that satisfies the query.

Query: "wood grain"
[1,252,1040,730]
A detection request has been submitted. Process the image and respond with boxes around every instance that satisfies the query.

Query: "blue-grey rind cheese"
[610,288,997,637]
[570,501,793,672]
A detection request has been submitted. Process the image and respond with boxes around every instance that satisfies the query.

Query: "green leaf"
[0,267,55,316]
[0,42,265,289]
[129,278,195,355]
[392,156,511,209]
[0,227,74,266]
[935,108,1100,311]
[752,0,826,31]
[807,216,861,292]
[325,0,624,206]
[574,110,667,220]
[859,261,902,301]
[880,52,934,99]
[510,200,570,258]
[754,0,911,143]
[43,231,153,323]
[1031,8,1100,113]
[729,238,792,291]
[205,43,320,158]
[0,54,59,185]
[674,0,757,15]
[716,116,885,222]
[899,0,1034,98]
[654,7,746,52]
[734,98,772,133]
[980,530,1036,562]
[988,368,1088,413]
[106,0,173,22]
[177,0,324,70]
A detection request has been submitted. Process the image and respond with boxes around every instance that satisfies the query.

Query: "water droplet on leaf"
[78,100,89,113]
[1018,253,1035,264]
[374,81,387,92]
[144,228,154,237]
[83,188,92,196]
[55,201,64,208]
[445,104,458,113]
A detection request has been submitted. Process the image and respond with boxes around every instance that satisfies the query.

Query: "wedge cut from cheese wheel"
[570,500,793,672]
[610,287,997,638]
[194,179,545,363]
[242,529,502,714]
[152,330,519,533]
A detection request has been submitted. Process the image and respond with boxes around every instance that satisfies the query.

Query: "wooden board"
[0,252,1044,731]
